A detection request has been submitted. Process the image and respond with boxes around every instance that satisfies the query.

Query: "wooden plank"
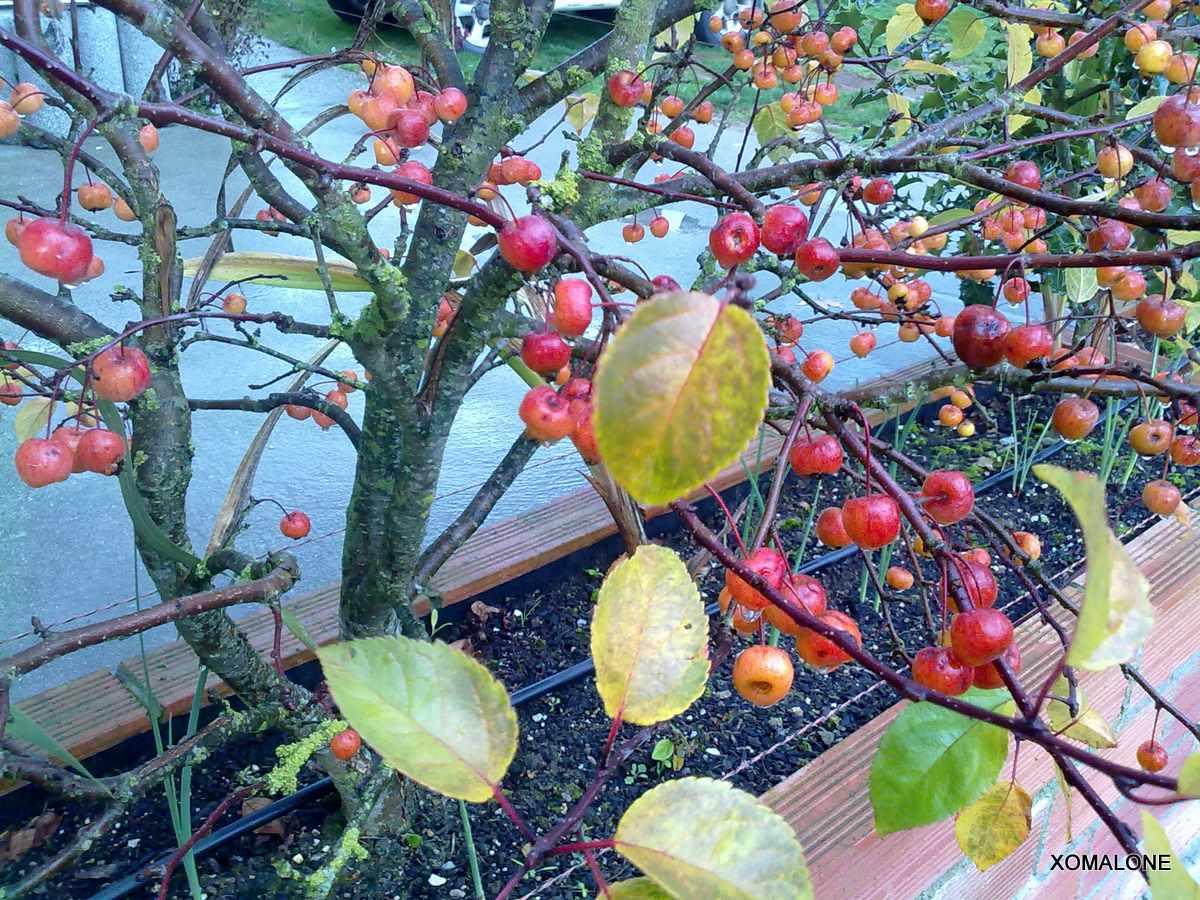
[11,670,146,761]
[760,512,1200,899]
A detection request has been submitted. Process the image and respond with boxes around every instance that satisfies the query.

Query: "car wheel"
[326,0,369,26]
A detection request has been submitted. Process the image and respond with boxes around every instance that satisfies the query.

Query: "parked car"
[326,0,749,53]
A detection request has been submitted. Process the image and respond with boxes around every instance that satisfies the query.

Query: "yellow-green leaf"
[1065,267,1099,305]
[1007,87,1042,134]
[607,878,673,899]
[1006,23,1034,85]
[1142,812,1200,899]
[946,8,988,59]
[13,396,53,443]
[453,248,476,278]
[1052,761,1073,841]
[886,4,924,53]
[1179,754,1200,798]
[903,59,957,77]
[928,207,976,227]
[1034,465,1153,670]
[592,545,708,725]
[887,93,912,137]
[183,251,371,292]
[1044,677,1118,748]
[1167,230,1200,246]
[954,781,1032,871]
[614,777,812,899]
[317,637,518,802]
[567,92,601,134]
[753,103,791,147]
[1127,94,1169,119]
[593,291,770,505]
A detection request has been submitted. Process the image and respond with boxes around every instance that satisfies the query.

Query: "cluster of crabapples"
[4,121,158,287]
[722,437,1024,707]
[343,55,468,210]
[4,344,146,488]
[282,369,364,432]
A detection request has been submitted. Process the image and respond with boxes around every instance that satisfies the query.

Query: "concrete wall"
[0,2,168,134]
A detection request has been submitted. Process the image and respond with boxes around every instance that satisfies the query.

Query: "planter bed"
[5,370,1199,898]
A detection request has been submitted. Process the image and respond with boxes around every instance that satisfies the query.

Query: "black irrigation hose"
[92,396,1130,899]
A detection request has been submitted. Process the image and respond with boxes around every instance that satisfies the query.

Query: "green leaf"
[887,93,912,137]
[903,60,957,77]
[280,607,318,653]
[1006,23,1034,85]
[1034,466,1152,671]
[317,637,518,802]
[8,707,110,797]
[651,738,675,762]
[955,781,1031,871]
[869,688,1013,835]
[946,7,988,59]
[1167,230,1200,246]
[1141,812,1200,899]
[928,208,976,227]
[182,251,372,292]
[1178,754,1200,798]
[607,878,673,899]
[593,291,770,505]
[13,396,54,442]
[566,92,601,134]
[886,4,924,53]
[592,545,708,724]
[96,399,201,568]
[1064,267,1099,305]
[614,777,812,899]
[1127,94,1169,119]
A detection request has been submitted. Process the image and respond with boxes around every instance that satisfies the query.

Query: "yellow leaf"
[1141,812,1200,899]
[615,778,813,898]
[1007,88,1041,134]
[954,781,1032,871]
[1167,230,1200,246]
[591,545,709,725]
[1034,466,1153,671]
[886,4,925,53]
[1173,500,1193,527]
[903,59,957,77]
[1179,754,1200,798]
[183,251,371,292]
[1006,23,1034,86]
[566,92,600,134]
[888,93,912,137]
[606,879,673,899]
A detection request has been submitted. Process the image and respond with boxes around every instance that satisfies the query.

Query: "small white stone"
[292,853,305,864]
[126,838,140,848]
[705,747,720,756]
[429,874,448,887]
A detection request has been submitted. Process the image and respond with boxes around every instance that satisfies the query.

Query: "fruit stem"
[59,113,109,221]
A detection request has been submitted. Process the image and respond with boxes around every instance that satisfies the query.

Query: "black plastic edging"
[91,395,1123,899]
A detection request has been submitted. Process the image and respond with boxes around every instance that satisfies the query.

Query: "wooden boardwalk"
[4,355,957,766]
[760,512,1200,898]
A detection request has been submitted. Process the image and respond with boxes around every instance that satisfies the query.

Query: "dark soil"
[6,387,1197,899]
